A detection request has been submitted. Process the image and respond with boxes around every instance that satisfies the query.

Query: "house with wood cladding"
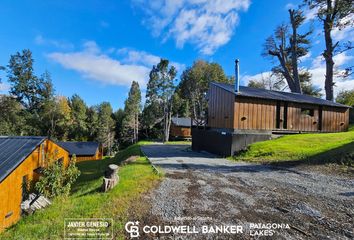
[57,141,103,162]
[170,117,195,140]
[192,60,351,156]
[0,136,70,231]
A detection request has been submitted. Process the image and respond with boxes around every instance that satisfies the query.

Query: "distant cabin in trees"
[57,141,103,162]
[0,136,70,231]
[170,117,195,140]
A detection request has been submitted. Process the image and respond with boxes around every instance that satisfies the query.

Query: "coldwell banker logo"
[124,221,243,238]
[125,221,140,238]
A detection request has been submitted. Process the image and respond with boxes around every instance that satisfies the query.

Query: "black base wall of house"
[350,109,354,124]
[192,128,272,156]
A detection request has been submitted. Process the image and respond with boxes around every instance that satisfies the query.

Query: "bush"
[35,155,80,198]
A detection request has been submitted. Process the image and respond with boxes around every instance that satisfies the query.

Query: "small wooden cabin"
[192,82,350,156]
[0,137,69,231]
[170,117,194,139]
[57,141,103,162]
[208,82,350,133]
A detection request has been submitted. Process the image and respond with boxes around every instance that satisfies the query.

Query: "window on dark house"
[301,108,314,117]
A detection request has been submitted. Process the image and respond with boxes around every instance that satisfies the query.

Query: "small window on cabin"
[301,108,314,117]
[57,157,64,165]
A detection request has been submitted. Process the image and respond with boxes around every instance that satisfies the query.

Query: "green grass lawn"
[233,125,354,166]
[1,143,161,240]
[165,140,191,145]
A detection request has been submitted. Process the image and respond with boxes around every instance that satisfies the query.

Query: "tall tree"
[7,50,42,111]
[97,102,115,156]
[145,59,176,142]
[263,10,315,94]
[336,89,354,106]
[304,0,354,101]
[113,108,125,149]
[86,106,99,141]
[0,95,25,135]
[69,94,88,141]
[247,73,286,91]
[178,60,231,124]
[39,96,72,139]
[122,81,141,144]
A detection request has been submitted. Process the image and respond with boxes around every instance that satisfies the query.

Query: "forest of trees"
[0,1,353,152]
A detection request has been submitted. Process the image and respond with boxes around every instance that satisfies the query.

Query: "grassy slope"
[234,125,354,165]
[1,143,160,240]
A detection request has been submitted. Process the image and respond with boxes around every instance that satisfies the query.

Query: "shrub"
[35,155,80,198]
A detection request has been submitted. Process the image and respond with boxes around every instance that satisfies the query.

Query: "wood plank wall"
[208,86,349,132]
[287,103,319,132]
[233,97,349,132]
[0,140,69,232]
[170,125,191,138]
[208,84,235,129]
[233,97,276,130]
[322,106,349,132]
[75,149,103,162]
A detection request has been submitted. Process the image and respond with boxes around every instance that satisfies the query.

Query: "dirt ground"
[129,144,354,240]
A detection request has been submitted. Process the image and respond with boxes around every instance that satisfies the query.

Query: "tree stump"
[102,164,119,192]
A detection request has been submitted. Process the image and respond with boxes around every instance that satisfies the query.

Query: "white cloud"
[100,20,110,28]
[285,3,295,9]
[47,41,184,88]
[309,52,354,96]
[117,48,185,72]
[242,52,354,97]
[35,35,74,49]
[0,82,10,92]
[133,0,251,55]
[299,52,312,62]
[332,14,354,41]
[304,6,318,22]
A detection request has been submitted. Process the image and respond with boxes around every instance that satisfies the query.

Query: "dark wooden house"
[208,82,350,133]
[57,141,103,162]
[193,82,350,156]
[192,60,351,156]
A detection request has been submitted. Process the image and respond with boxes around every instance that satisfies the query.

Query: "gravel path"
[139,144,354,240]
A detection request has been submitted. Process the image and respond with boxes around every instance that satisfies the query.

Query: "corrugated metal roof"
[0,136,46,182]
[212,82,350,108]
[171,117,193,127]
[57,142,99,156]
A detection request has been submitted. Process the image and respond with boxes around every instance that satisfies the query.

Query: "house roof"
[0,136,46,183]
[212,82,350,108]
[57,141,100,156]
[171,117,194,127]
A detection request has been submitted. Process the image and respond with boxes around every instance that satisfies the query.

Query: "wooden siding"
[208,86,349,133]
[287,103,319,132]
[208,84,235,129]
[233,97,277,130]
[170,125,191,138]
[0,140,69,231]
[321,106,349,132]
[75,148,103,162]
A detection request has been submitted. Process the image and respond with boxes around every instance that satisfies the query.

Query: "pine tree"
[97,102,115,156]
[69,94,88,141]
[122,81,141,144]
[144,59,176,142]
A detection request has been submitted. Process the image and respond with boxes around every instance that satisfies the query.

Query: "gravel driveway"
[138,144,354,240]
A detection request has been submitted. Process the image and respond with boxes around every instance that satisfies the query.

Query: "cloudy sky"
[0,0,353,109]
